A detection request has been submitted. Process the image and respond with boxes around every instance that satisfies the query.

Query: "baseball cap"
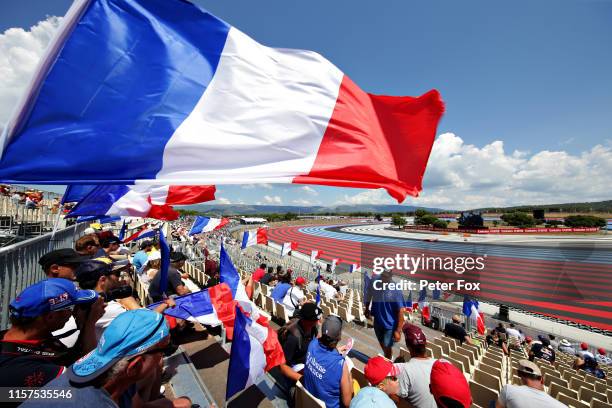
[39,249,88,271]
[402,323,427,346]
[75,260,113,284]
[580,342,588,350]
[364,356,400,386]
[100,235,122,247]
[140,240,153,250]
[430,359,472,408]
[538,335,550,346]
[321,315,342,340]
[9,278,98,319]
[295,277,306,285]
[68,309,170,383]
[148,251,161,261]
[170,252,187,262]
[297,303,321,321]
[598,348,606,355]
[517,359,542,377]
[525,336,533,343]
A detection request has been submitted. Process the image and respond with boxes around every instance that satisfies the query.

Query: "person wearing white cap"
[497,360,566,408]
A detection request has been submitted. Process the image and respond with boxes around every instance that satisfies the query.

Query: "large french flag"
[123,225,156,243]
[0,0,443,203]
[67,184,215,220]
[188,216,229,235]
[241,228,268,250]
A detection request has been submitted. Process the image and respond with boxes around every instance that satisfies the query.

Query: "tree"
[374,214,383,221]
[432,219,448,229]
[415,209,429,217]
[391,214,407,229]
[564,215,606,228]
[501,211,536,228]
[415,214,439,226]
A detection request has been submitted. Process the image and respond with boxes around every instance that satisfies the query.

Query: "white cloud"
[300,186,319,196]
[0,17,62,128]
[292,199,315,206]
[338,133,612,209]
[241,183,273,190]
[263,195,282,204]
[216,197,232,205]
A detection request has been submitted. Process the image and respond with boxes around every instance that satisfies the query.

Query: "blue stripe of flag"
[189,216,211,236]
[226,306,251,399]
[0,0,230,183]
[67,184,131,217]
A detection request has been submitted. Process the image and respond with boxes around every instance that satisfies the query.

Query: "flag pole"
[47,210,63,251]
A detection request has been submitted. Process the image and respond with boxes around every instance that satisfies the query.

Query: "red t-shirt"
[252,268,265,282]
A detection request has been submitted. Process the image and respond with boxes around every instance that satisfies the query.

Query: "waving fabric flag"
[330,258,343,273]
[118,220,127,241]
[66,184,215,221]
[241,228,268,249]
[0,0,443,203]
[280,242,298,257]
[463,296,485,335]
[418,288,430,320]
[188,216,229,235]
[349,263,361,274]
[226,306,286,400]
[61,185,96,204]
[310,250,322,264]
[123,226,156,243]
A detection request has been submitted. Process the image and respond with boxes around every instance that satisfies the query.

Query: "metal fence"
[0,223,87,329]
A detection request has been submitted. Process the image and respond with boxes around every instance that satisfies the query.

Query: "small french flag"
[418,288,430,321]
[280,242,299,257]
[188,216,229,235]
[330,258,343,272]
[123,226,157,243]
[349,263,361,273]
[309,250,322,264]
[241,228,268,250]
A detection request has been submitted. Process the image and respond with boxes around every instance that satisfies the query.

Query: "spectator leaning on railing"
[20,309,192,408]
[0,279,103,388]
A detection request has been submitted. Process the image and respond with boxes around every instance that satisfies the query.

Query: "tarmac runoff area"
[340,223,612,248]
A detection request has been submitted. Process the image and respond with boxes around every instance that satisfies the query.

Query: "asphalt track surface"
[268,224,612,332]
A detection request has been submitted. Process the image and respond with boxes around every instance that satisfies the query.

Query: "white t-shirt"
[505,328,521,339]
[319,281,338,300]
[577,350,595,360]
[95,301,127,340]
[499,385,567,408]
[283,286,305,315]
[397,358,437,408]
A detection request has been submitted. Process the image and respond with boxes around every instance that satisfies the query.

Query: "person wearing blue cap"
[0,279,103,389]
[20,309,191,408]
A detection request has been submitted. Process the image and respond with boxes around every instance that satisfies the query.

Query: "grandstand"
[1,215,611,407]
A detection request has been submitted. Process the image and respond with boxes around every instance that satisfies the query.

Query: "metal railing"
[0,223,87,329]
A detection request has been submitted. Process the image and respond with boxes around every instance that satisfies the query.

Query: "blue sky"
[1,0,611,209]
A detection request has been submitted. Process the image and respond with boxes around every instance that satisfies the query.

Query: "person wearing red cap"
[577,342,594,360]
[350,356,400,408]
[396,323,437,408]
[595,347,611,366]
[429,359,472,408]
[283,276,308,316]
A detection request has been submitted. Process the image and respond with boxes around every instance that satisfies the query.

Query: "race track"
[268,223,612,332]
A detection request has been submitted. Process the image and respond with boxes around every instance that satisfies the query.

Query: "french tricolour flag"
[67,184,215,221]
[331,258,343,273]
[310,250,322,264]
[123,225,157,243]
[280,242,298,257]
[188,216,229,236]
[418,288,430,321]
[463,296,485,335]
[0,0,443,203]
[241,228,268,250]
[349,263,361,274]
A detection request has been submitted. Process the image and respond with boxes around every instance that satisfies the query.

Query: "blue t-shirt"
[132,250,149,273]
[350,386,397,408]
[367,277,405,330]
[304,339,345,408]
[271,283,291,304]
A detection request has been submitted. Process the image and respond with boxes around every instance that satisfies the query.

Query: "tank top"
[303,339,345,408]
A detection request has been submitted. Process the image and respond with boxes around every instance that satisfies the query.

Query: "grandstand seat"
[351,366,369,389]
[427,343,443,359]
[264,296,276,315]
[545,374,569,389]
[463,343,482,359]
[571,377,595,391]
[579,387,608,405]
[590,399,612,408]
[338,306,354,323]
[481,356,502,370]
[449,351,471,373]
[439,336,457,351]
[433,338,452,356]
[455,347,476,367]
[276,304,290,324]
[295,381,325,408]
[557,392,590,408]
[550,382,579,400]
[321,304,332,316]
[512,375,522,385]
[469,380,499,408]
[594,381,607,394]
[445,356,466,373]
[478,362,502,379]
[474,369,501,391]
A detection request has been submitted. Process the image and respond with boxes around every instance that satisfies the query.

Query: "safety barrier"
[0,223,87,329]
